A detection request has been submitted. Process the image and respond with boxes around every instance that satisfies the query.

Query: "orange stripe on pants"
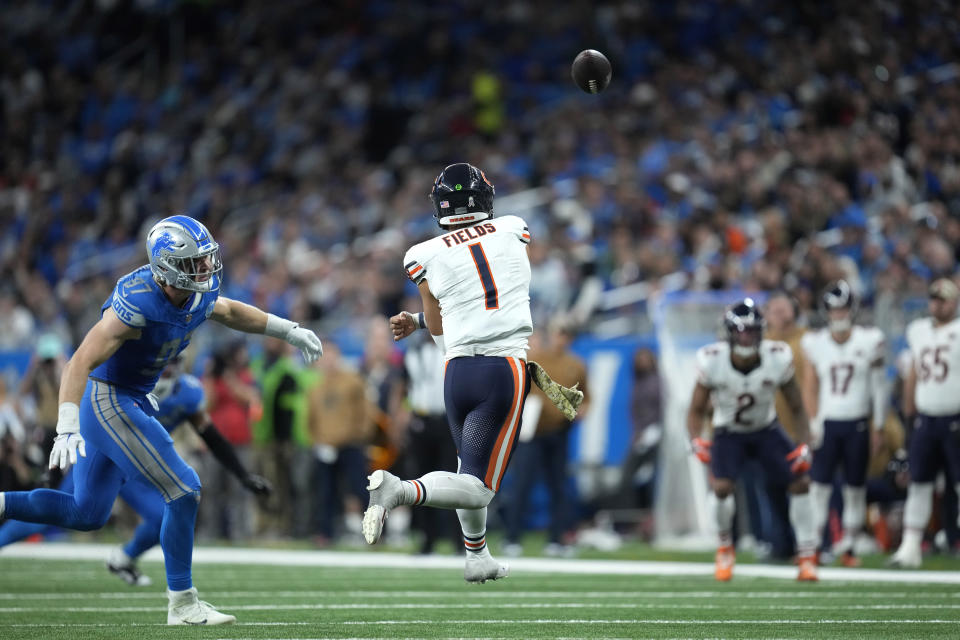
[483,357,525,491]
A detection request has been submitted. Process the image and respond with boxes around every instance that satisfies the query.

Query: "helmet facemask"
[161,245,222,292]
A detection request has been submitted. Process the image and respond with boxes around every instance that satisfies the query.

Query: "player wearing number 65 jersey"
[364,163,531,584]
[801,281,886,567]
[889,278,960,568]
[687,299,818,582]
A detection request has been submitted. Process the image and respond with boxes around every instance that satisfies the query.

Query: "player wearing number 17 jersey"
[364,163,531,584]
[801,281,886,567]
[687,299,818,581]
[889,278,960,568]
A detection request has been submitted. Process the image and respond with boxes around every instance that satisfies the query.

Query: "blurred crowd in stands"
[1,0,960,552]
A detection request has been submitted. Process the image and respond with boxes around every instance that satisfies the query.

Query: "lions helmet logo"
[151,231,177,258]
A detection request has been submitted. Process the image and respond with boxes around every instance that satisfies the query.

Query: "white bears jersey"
[906,316,960,416]
[801,326,885,421]
[695,340,795,433]
[404,215,532,360]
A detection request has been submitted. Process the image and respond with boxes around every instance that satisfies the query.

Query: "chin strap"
[732,344,759,358]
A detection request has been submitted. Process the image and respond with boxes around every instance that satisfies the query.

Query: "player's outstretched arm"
[50,308,139,469]
[210,297,322,362]
[188,412,272,496]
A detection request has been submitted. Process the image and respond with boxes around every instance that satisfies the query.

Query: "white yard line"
[1,590,957,601]
[3,542,960,583]
[2,619,958,627]
[2,602,960,613]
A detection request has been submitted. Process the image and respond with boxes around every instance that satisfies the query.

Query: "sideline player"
[363,163,532,583]
[0,215,321,624]
[687,299,818,581]
[889,278,960,568]
[801,280,886,566]
[0,357,272,587]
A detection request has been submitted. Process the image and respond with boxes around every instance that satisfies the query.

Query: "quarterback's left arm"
[412,279,445,352]
[187,410,272,496]
[211,297,322,362]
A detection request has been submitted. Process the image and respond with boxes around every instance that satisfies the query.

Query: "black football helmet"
[430,163,495,228]
[821,280,857,333]
[724,298,765,357]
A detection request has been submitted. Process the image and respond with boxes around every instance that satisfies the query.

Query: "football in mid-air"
[571,49,612,94]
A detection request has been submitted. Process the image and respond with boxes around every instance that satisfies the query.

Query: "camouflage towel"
[526,360,584,421]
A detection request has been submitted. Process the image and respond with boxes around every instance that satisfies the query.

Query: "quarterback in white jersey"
[801,281,886,566]
[402,214,532,360]
[363,163,531,584]
[890,278,960,568]
[687,299,818,582]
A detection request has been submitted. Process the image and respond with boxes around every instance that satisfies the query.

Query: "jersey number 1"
[468,243,499,310]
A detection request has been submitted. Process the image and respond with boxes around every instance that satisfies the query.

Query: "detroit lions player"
[0,215,321,624]
[364,163,532,583]
[687,299,818,582]
[0,358,273,587]
[0,357,273,587]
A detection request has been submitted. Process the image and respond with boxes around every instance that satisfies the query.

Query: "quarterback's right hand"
[691,437,711,464]
[49,402,86,470]
[389,311,420,342]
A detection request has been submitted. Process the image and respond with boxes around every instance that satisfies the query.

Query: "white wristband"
[57,402,80,434]
[265,313,298,339]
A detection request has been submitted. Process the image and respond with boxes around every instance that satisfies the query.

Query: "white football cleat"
[464,550,509,584]
[362,469,404,544]
[887,545,922,569]
[167,587,236,626]
[106,547,153,586]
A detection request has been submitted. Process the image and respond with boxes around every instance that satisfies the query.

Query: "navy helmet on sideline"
[430,163,495,228]
[821,280,857,333]
[724,298,765,358]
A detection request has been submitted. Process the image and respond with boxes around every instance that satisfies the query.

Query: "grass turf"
[1,556,959,639]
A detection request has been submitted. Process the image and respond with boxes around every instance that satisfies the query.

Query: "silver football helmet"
[146,215,222,292]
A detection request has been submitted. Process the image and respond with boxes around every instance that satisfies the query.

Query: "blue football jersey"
[91,265,219,395]
[147,374,206,434]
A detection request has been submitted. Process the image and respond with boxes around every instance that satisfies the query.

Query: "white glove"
[49,402,86,470]
[287,326,323,363]
[265,314,323,363]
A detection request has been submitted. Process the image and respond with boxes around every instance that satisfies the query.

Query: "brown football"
[572,49,612,94]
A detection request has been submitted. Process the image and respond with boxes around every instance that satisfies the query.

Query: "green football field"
[1,547,959,640]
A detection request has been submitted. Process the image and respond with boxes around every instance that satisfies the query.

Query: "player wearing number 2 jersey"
[364,163,531,584]
[687,299,818,581]
[801,281,886,567]
[890,278,960,568]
